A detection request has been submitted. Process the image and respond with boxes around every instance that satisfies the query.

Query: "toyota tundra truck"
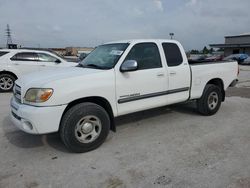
[10,39,238,153]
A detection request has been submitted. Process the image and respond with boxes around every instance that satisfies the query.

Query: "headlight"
[24,88,53,103]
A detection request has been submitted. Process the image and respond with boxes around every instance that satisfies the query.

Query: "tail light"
[237,64,240,76]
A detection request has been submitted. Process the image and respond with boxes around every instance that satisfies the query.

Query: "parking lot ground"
[1,66,250,188]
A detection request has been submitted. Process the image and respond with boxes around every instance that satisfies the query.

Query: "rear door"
[10,52,40,75]
[162,42,191,104]
[115,42,169,116]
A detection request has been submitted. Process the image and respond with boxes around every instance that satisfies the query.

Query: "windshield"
[79,43,129,69]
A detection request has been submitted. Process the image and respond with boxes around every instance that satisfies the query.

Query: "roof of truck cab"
[105,39,179,44]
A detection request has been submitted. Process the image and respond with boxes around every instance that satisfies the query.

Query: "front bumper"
[10,97,67,134]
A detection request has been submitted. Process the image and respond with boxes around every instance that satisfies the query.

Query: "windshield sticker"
[110,50,123,56]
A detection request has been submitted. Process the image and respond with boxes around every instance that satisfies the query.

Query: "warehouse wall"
[225,36,250,44]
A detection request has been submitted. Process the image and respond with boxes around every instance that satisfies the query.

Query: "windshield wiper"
[79,63,109,69]
[85,64,103,69]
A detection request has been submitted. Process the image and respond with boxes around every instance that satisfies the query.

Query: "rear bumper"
[10,97,67,134]
[229,79,238,87]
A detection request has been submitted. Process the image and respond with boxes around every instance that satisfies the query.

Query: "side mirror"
[120,60,138,72]
[55,59,61,63]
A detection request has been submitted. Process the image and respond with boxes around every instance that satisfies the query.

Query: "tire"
[60,102,110,153]
[0,74,16,92]
[197,84,222,116]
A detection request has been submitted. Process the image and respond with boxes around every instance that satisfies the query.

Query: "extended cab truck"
[10,39,238,153]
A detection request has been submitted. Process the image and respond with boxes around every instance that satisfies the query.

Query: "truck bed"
[189,60,238,100]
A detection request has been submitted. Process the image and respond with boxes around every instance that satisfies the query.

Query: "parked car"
[10,39,238,153]
[0,49,76,92]
[188,54,210,63]
[241,57,250,65]
[188,54,206,60]
[205,54,223,61]
[223,54,249,64]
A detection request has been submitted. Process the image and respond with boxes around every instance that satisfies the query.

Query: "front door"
[10,52,40,75]
[115,42,168,116]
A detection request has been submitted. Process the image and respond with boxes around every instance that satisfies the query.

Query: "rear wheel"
[0,74,16,92]
[197,84,222,116]
[60,102,110,153]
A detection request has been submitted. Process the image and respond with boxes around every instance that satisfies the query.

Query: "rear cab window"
[162,43,183,67]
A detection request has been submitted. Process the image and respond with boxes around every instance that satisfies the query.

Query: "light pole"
[169,33,174,39]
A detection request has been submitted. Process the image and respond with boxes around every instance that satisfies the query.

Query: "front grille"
[13,84,22,103]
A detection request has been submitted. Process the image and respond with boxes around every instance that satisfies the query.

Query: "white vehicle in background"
[10,39,238,153]
[0,49,76,92]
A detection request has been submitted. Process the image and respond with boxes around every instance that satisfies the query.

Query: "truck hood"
[16,67,104,88]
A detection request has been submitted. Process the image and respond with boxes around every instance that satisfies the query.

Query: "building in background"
[50,48,66,56]
[65,47,94,56]
[210,33,250,56]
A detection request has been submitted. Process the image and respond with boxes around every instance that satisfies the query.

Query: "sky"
[0,0,250,50]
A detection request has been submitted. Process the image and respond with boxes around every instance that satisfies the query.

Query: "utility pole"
[169,33,174,40]
[6,24,13,48]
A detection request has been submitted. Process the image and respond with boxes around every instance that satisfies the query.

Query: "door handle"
[13,63,19,65]
[157,73,165,77]
[40,65,46,67]
[170,71,176,76]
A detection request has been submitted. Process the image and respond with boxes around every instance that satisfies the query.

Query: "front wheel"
[0,74,16,92]
[60,102,110,153]
[197,84,222,116]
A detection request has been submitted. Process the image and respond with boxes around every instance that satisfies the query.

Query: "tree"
[217,48,224,52]
[202,46,209,54]
[190,49,199,54]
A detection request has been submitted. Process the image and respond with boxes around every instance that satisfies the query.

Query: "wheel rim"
[207,91,219,110]
[0,76,14,90]
[75,115,102,143]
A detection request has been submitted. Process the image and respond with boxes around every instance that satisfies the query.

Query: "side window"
[11,52,38,61]
[125,43,162,70]
[162,43,183,67]
[38,53,59,62]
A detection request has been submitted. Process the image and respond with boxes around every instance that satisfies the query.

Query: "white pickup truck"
[10,39,238,153]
